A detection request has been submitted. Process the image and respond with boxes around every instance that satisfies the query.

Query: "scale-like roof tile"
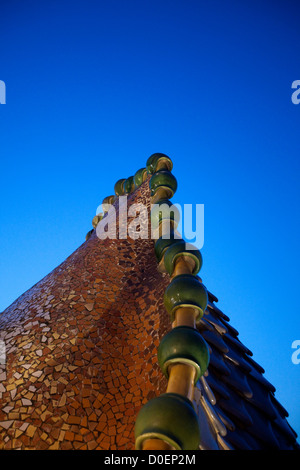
[194,293,299,449]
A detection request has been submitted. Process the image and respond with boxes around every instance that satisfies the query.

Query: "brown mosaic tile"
[0,178,171,449]
[1,167,298,450]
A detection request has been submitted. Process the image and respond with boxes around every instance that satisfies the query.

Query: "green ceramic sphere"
[150,199,181,232]
[154,231,183,262]
[102,195,115,205]
[123,176,135,194]
[92,213,104,228]
[114,178,126,196]
[157,326,210,383]
[146,153,173,174]
[133,168,147,188]
[163,274,208,322]
[102,195,115,213]
[135,393,200,450]
[146,154,157,174]
[149,170,178,198]
[163,240,203,276]
[85,229,94,241]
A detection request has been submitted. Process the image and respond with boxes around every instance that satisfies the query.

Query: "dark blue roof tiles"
[196,296,299,449]
[222,362,253,399]
[242,352,265,374]
[223,332,253,356]
[202,330,230,355]
[205,371,231,400]
[202,308,228,335]
[198,316,215,333]
[247,360,276,393]
[214,405,236,433]
[199,376,216,405]
[243,401,281,448]
[223,429,254,450]
[208,348,231,376]
[245,374,277,420]
[219,317,240,338]
[223,347,252,374]
[206,301,230,322]
[269,395,298,444]
[218,389,253,427]
[207,290,218,303]
[270,394,289,418]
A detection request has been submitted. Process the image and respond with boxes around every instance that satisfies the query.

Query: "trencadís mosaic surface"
[0,154,298,450]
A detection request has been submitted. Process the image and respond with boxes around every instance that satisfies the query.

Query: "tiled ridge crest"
[87,153,299,451]
[0,153,298,450]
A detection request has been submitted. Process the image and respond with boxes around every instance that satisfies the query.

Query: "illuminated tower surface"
[0,155,298,450]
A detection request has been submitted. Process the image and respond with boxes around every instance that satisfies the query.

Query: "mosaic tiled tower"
[0,153,298,450]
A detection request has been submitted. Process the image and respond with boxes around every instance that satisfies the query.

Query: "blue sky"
[1,0,299,438]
